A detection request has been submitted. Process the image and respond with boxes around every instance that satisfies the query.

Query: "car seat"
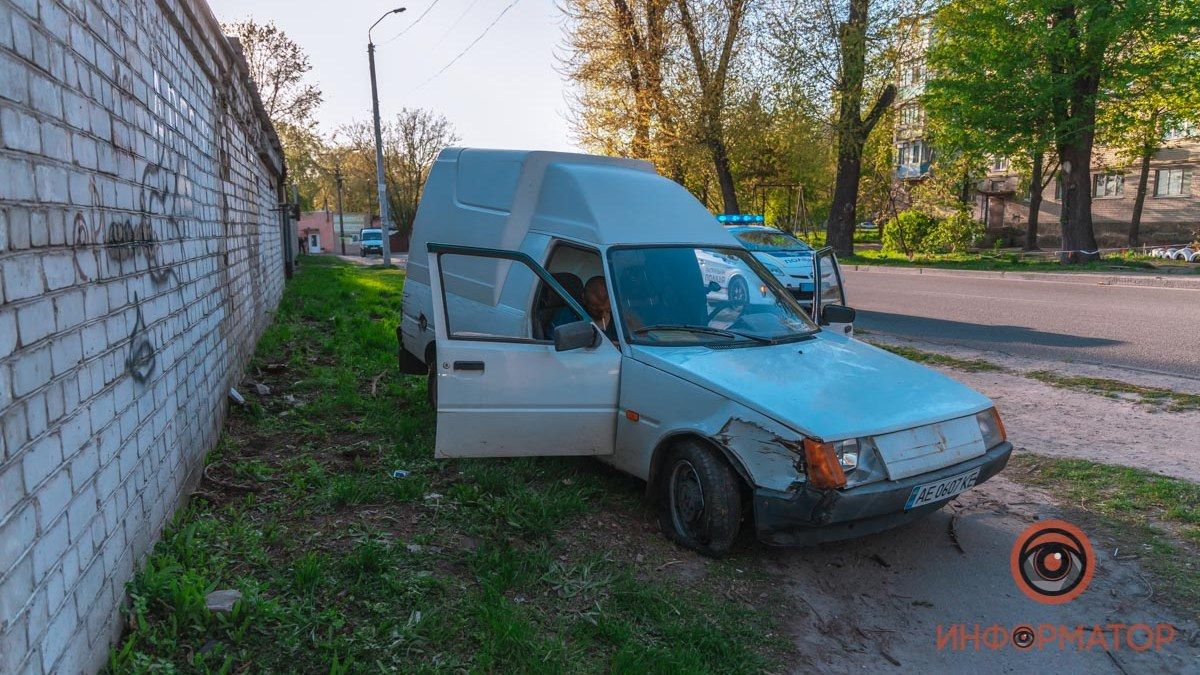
[536,272,584,339]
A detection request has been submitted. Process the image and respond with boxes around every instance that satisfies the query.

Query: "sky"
[208,0,582,152]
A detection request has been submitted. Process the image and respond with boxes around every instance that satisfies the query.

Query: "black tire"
[728,276,749,307]
[657,440,742,557]
[426,359,438,411]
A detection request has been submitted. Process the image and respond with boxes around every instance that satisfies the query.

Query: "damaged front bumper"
[753,441,1013,546]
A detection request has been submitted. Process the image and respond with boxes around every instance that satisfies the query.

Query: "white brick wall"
[0,0,288,672]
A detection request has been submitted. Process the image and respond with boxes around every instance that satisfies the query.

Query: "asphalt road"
[845,268,1200,380]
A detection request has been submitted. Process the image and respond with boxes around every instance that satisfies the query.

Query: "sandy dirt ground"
[734,333,1200,672]
[861,332,1200,483]
[760,476,1199,673]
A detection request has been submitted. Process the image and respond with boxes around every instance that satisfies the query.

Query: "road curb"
[845,264,1200,290]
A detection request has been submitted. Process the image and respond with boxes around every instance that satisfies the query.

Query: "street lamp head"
[369,7,407,43]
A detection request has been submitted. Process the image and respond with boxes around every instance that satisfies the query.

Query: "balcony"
[896,162,931,180]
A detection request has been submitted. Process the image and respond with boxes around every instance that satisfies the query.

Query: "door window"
[814,247,846,310]
[437,250,585,342]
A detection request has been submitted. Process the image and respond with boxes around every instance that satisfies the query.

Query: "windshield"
[608,246,819,346]
[361,230,382,241]
[734,230,812,253]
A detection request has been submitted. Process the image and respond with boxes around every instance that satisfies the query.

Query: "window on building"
[899,105,921,127]
[898,140,929,166]
[1155,168,1187,197]
[900,63,923,87]
[1163,118,1197,142]
[990,156,1009,172]
[1092,173,1124,198]
[1054,176,1062,200]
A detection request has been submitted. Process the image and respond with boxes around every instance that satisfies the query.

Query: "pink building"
[297,211,409,255]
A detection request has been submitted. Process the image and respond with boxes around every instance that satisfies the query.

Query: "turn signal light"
[803,438,847,489]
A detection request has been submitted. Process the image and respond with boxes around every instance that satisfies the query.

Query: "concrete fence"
[0,0,289,672]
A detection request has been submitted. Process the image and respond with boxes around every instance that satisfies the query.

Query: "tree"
[223,19,323,127]
[335,109,459,233]
[674,0,749,213]
[924,2,1058,251]
[560,0,687,181]
[561,0,750,213]
[767,0,921,256]
[223,18,326,207]
[923,0,1198,261]
[385,109,461,233]
[1097,36,1200,246]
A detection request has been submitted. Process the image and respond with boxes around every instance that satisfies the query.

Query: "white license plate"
[904,468,981,510]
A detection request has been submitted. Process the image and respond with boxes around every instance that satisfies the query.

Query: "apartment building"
[893,19,1199,247]
[977,126,1199,247]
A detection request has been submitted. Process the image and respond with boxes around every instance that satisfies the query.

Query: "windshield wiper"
[634,324,773,344]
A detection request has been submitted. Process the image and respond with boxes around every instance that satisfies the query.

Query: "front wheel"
[728,276,749,307]
[657,440,742,557]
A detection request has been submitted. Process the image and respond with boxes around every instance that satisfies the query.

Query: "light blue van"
[398,148,1012,555]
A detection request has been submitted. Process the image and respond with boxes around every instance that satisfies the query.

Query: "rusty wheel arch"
[645,431,754,503]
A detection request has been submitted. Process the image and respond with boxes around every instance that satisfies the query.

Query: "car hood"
[754,251,813,270]
[628,334,992,441]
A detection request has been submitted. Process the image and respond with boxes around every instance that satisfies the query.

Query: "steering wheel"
[706,301,746,324]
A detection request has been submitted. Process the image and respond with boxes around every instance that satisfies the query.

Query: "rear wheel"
[657,440,742,556]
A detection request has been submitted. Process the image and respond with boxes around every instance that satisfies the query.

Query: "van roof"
[412,148,740,253]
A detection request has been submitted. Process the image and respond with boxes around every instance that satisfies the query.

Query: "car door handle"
[453,361,485,372]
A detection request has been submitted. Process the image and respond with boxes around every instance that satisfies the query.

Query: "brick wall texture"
[0,0,287,672]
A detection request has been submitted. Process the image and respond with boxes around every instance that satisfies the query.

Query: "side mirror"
[553,320,600,352]
[707,280,721,293]
[820,304,856,326]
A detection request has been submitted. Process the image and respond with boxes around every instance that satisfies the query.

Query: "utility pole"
[334,164,346,255]
[368,8,406,268]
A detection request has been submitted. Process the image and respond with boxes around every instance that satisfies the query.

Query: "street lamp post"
[334,164,346,255]
[368,7,405,268]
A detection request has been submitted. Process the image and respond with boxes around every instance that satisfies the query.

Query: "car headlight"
[799,437,886,488]
[834,438,859,471]
[975,408,1006,448]
[764,263,784,276]
[840,438,888,487]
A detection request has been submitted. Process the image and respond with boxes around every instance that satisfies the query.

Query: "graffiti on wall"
[125,293,156,383]
[70,60,199,385]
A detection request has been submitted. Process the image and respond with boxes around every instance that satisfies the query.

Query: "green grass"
[1026,371,1200,412]
[108,257,782,674]
[867,342,1008,373]
[842,249,1200,273]
[796,228,881,248]
[1008,454,1200,613]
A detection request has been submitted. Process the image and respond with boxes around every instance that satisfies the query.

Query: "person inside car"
[553,275,617,341]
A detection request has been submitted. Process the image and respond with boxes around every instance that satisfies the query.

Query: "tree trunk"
[710,130,739,214]
[828,144,863,254]
[1047,3,1100,263]
[1024,151,1043,250]
[1128,144,1152,247]
[824,0,894,257]
[1057,140,1099,262]
[675,0,745,215]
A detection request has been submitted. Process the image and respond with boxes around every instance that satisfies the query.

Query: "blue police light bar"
[716,214,765,224]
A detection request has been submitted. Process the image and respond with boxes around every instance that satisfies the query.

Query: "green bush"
[925,211,984,253]
[882,209,983,255]
[881,210,936,256]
